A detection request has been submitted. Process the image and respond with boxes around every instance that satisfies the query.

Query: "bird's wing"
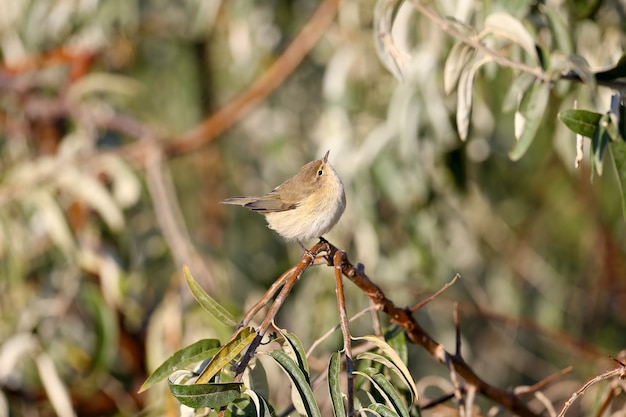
[244,193,297,212]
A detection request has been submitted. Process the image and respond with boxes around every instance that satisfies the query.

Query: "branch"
[321,241,541,417]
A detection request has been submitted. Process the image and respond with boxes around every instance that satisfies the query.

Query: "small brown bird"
[221,150,346,247]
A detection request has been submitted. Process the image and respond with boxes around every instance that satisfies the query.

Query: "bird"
[221,150,346,249]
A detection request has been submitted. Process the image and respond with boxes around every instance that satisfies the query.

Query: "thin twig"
[411,273,461,312]
[234,241,328,379]
[556,366,626,417]
[333,250,354,417]
[162,0,342,159]
[144,145,216,293]
[325,240,540,417]
[515,366,574,396]
[240,266,296,327]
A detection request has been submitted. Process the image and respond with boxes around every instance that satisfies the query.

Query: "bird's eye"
[317,169,323,176]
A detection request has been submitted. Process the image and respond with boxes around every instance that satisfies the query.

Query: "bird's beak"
[323,149,330,163]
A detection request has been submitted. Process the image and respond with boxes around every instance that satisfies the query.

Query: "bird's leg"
[298,240,315,260]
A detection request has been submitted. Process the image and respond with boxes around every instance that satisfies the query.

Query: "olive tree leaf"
[509,80,551,161]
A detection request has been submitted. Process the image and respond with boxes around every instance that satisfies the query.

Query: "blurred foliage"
[0,0,625,416]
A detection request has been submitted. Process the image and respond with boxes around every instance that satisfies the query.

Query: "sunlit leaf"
[374,0,409,80]
[509,80,551,160]
[267,350,321,417]
[443,42,475,95]
[353,335,418,403]
[558,109,602,138]
[457,55,492,140]
[196,327,256,384]
[367,402,401,416]
[184,265,237,326]
[140,338,221,392]
[27,190,76,259]
[484,12,538,62]
[55,166,124,230]
[243,389,276,417]
[359,367,409,417]
[328,352,346,417]
[168,380,242,409]
[275,327,310,383]
[36,353,75,417]
[384,327,407,365]
[242,358,270,402]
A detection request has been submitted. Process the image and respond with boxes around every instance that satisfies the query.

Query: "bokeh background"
[1,0,625,416]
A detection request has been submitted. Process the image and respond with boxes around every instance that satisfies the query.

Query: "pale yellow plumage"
[221,150,346,243]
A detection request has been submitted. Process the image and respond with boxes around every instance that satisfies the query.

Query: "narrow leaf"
[141,339,221,392]
[539,4,573,55]
[610,139,626,221]
[558,109,602,139]
[275,327,310,383]
[591,113,611,176]
[184,265,237,326]
[196,327,256,384]
[384,327,407,365]
[328,352,346,417]
[456,55,492,140]
[484,12,538,62]
[368,403,401,417]
[502,72,536,113]
[243,389,276,417]
[374,0,409,80]
[353,336,418,402]
[357,352,416,404]
[168,381,242,409]
[361,368,410,417]
[267,350,321,417]
[443,42,475,95]
[509,81,551,160]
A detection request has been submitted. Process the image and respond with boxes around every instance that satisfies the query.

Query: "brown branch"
[161,0,342,159]
[320,241,541,417]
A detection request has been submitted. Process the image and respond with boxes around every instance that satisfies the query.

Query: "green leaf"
[384,327,407,365]
[82,283,118,371]
[360,368,410,417]
[168,381,242,409]
[275,327,310,383]
[502,72,536,113]
[183,265,237,326]
[367,403,401,417]
[558,109,602,138]
[328,352,346,417]
[140,339,221,392]
[353,336,418,403]
[356,352,416,405]
[591,113,611,176]
[610,139,626,221]
[509,80,551,161]
[443,42,475,95]
[242,358,270,401]
[243,389,277,417]
[196,327,257,384]
[267,350,321,417]
[539,4,573,55]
